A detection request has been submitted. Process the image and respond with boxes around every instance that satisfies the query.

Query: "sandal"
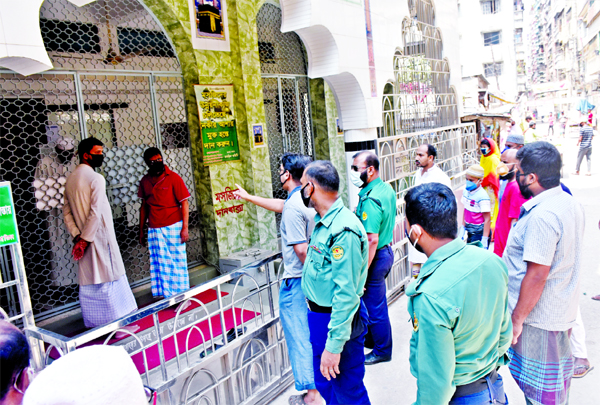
[573,364,594,378]
[288,394,307,405]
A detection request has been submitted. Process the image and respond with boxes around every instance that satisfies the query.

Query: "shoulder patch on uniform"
[331,246,344,260]
[362,211,368,221]
[412,312,419,332]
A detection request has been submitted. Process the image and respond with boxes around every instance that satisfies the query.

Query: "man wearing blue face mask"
[461,165,492,248]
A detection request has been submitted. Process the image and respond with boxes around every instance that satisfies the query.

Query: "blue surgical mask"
[466,180,479,191]
[480,147,490,155]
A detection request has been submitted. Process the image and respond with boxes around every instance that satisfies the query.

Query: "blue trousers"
[279,278,316,391]
[362,245,393,357]
[307,307,371,405]
[449,374,508,405]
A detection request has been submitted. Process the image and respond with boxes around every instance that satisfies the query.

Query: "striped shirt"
[503,186,585,331]
[579,125,594,149]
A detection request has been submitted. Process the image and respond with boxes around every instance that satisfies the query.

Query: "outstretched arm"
[233,183,284,213]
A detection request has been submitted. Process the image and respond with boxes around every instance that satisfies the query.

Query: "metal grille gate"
[257,4,315,204]
[0,0,202,322]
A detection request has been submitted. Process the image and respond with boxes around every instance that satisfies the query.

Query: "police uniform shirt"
[355,177,396,248]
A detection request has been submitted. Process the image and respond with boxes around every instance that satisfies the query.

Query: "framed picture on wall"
[187,0,231,52]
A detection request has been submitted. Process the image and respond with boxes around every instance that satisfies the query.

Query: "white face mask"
[350,170,364,188]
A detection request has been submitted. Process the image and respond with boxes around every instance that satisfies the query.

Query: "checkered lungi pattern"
[508,323,574,405]
[148,220,189,298]
[79,275,138,328]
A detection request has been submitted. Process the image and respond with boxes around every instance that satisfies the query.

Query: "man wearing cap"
[138,147,191,299]
[524,121,539,144]
[461,165,491,248]
[350,151,396,366]
[33,137,78,287]
[300,160,371,404]
[505,134,525,151]
[410,144,451,278]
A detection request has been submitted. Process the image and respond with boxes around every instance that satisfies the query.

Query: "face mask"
[88,153,104,168]
[279,170,289,185]
[480,147,490,155]
[405,227,425,254]
[301,182,313,208]
[499,170,515,181]
[465,180,479,191]
[149,160,165,176]
[350,170,365,188]
[516,172,533,199]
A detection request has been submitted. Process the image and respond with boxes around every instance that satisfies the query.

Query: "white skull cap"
[56,137,75,151]
[23,345,147,405]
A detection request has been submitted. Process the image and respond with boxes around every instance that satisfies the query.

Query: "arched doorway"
[257,3,315,204]
[0,0,202,321]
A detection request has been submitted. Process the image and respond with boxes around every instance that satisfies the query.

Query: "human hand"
[320,349,341,381]
[233,184,250,201]
[72,238,89,260]
[511,316,523,345]
[180,227,189,243]
[481,236,489,249]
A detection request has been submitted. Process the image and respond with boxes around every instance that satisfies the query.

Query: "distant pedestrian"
[138,147,191,299]
[234,153,320,405]
[504,141,585,405]
[524,121,539,143]
[479,138,500,231]
[64,137,138,328]
[405,183,511,404]
[461,165,491,249]
[0,321,32,405]
[411,144,451,277]
[351,151,395,365]
[509,120,522,136]
[573,120,593,176]
[548,112,555,137]
[300,161,370,405]
[493,149,529,257]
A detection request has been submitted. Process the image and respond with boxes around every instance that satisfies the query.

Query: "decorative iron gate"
[257,3,315,203]
[0,0,202,322]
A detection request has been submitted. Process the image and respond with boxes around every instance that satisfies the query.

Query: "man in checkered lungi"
[138,147,191,298]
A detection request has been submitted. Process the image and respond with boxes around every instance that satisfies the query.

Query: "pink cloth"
[493,181,529,257]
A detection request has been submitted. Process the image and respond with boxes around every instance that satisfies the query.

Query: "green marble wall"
[145,0,346,261]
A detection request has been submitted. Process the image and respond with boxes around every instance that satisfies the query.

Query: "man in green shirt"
[300,160,371,405]
[405,183,512,404]
[351,151,396,365]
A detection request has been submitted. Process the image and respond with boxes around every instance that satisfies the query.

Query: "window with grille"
[484,62,503,77]
[481,0,501,14]
[117,28,175,58]
[515,28,523,45]
[40,19,101,54]
[483,31,502,46]
[258,41,276,64]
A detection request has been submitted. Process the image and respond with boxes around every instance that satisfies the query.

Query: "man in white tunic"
[410,144,452,277]
[63,137,138,328]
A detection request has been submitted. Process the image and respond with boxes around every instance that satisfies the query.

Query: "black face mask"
[301,182,313,208]
[499,170,515,182]
[516,172,533,199]
[88,153,104,168]
[55,147,73,165]
[279,170,289,185]
[149,160,165,176]
[359,169,369,185]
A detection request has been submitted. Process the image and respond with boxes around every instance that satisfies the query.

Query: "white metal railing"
[379,123,478,300]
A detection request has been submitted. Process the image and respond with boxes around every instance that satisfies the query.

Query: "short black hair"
[281,153,312,181]
[304,161,339,192]
[425,144,437,158]
[0,321,30,400]
[516,141,561,189]
[77,137,104,161]
[143,147,163,165]
[481,138,491,147]
[352,151,380,171]
[405,183,457,240]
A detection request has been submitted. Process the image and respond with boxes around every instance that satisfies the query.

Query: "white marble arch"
[0,0,96,76]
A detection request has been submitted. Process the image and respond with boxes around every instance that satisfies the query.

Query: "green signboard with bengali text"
[0,182,19,247]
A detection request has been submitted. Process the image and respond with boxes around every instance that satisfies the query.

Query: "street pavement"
[269,132,598,405]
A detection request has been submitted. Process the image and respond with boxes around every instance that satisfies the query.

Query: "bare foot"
[573,357,593,378]
[304,389,322,405]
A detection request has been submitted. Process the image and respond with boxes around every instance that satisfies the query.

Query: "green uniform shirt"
[356,177,396,249]
[406,238,512,405]
[301,198,369,354]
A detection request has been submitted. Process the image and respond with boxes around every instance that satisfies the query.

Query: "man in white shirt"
[410,144,452,276]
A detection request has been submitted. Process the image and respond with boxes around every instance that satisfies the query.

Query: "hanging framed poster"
[195,84,240,166]
[188,0,231,51]
[252,124,266,148]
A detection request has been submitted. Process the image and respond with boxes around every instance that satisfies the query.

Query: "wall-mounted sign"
[252,124,266,147]
[336,118,343,136]
[194,84,240,166]
[214,187,239,203]
[216,203,244,218]
[187,0,231,52]
[0,182,19,247]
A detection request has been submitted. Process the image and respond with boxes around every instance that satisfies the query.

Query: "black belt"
[451,369,498,399]
[306,299,332,313]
